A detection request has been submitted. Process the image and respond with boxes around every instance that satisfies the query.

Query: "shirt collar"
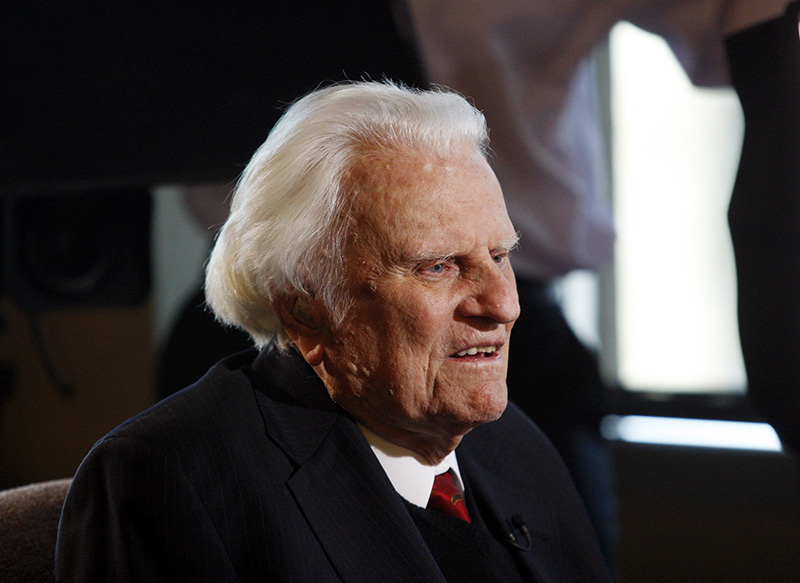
[359,424,465,508]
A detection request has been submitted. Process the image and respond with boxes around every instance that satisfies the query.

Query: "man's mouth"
[452,346,499,358]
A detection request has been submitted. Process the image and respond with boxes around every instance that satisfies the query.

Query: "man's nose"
[459,265,520,324]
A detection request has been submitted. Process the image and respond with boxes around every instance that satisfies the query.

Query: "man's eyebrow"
[404,232,520,264]
[498,232,521,252]
[402,249,456,265]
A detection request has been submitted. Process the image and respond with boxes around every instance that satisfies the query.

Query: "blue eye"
[428,263,446,273]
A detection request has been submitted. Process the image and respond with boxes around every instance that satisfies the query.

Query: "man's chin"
[463,384,508,425]
[483,398,508,423]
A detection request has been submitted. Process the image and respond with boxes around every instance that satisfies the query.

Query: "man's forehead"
[347,146,500,212]
[344,146,515,257]
[347,147,452,201]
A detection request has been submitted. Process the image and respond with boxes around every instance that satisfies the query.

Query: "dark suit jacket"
[54,348,612,582]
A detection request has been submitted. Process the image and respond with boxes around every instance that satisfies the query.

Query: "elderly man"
[54,82,612,582]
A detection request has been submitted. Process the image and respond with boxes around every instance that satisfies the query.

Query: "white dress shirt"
[359,425,465,508]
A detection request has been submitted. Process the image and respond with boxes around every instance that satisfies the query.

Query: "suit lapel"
[288,417,446,583]
[251,348,445,583]
[459,426,563,583]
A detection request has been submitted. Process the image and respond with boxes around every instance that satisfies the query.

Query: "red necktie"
[427,469,471,522]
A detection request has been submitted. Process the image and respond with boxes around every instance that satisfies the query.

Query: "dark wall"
[1,1,425,194]
[613,441,800,582]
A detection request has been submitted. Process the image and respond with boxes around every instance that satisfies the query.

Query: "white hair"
[204,80,489,349]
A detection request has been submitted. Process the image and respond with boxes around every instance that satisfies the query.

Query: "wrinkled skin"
[283,146,520,463]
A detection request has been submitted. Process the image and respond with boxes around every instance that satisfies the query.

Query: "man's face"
[314,146,520,456]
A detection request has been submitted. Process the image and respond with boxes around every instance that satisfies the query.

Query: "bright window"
[607,22,747,394]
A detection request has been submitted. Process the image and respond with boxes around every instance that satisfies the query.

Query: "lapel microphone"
[506,514,531,551]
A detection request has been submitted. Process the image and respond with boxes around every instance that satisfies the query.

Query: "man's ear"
[274,293,325,366]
